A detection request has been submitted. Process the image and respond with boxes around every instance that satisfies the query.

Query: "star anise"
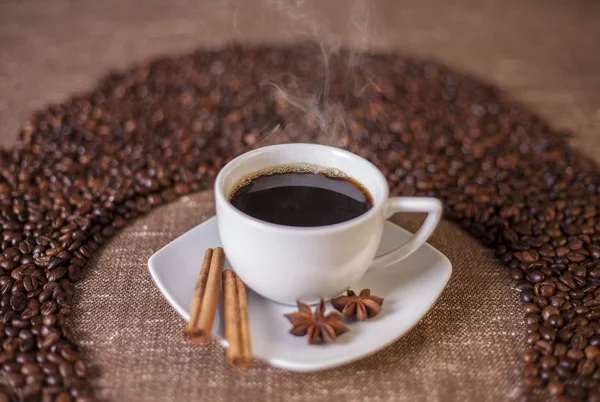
[331,289,384,321]
[284,299,349,344]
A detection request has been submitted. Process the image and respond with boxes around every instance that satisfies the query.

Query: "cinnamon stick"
[223,269,252,369]
[186,247,225,343]
[183,248,213,341]
[235,273,252,365]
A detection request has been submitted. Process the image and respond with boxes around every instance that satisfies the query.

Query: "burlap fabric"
[0,1,599,401]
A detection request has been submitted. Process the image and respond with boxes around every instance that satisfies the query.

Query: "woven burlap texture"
[75,193,522,401]
[1,0,600,401]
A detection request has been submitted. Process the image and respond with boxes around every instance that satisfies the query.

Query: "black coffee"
[229,168,373,227]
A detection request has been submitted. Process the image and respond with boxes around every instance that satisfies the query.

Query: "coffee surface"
[229,171,373,227]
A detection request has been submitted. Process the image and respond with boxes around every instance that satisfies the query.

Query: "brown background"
[0,1,599,401]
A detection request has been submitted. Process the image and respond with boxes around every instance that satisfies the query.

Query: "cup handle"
[369,197,443,271]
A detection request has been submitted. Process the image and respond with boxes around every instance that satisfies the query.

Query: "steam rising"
[223,0,376,150]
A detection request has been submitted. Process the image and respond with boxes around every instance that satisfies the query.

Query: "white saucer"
[148,217,452,372]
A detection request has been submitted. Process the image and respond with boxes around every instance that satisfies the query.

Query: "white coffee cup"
[215,143,442,305]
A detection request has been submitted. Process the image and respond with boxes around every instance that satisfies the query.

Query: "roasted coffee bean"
[509,268,524,281]
[58,362,73,378]
[524,313,540,325]
[539,325,556,342]
[23,276,34,292]
[534,340,553,355]
[586,346,600,360]
[525,323,540,334]
[539,355,557,370]
[523,303,540,314]
[41,333,61,350]
[10,293,26,312]
[47,267,67,282]
[520,289,534,303]
[525,332,540,345]
[548,379,565,396]
[46,353,64,365]
[73,361,87,378]
[56,391,72,402]
[533,296,548,309]
[60,348,79,363]
[572,333,589,349]
[16,352,35,364]
[22,303,39,320]
[38,290,51,303]
[40,362,58,376]
[564,384,587,399]
[579,359,596,376]
[42,315,56,327]
[67,265,81,282]
[21,362,41,376]
[47,258,66,272]
[527,270,545,283]
[4,326,18,338]
[522,376,543,389]
[40,301,58,316]
[45,374,62,386]
[6,372,25,387]
[548,314,564,328]
[542,306,560,321]
[566,348,585,361]
[55,292,70,307]
[554,343,568,358]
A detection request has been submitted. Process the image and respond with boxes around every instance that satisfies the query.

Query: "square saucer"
[148,217,452,372]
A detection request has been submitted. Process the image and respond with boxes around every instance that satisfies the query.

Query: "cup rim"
[214,143,389,235]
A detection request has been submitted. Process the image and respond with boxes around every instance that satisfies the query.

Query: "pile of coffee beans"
[0,43,598,400]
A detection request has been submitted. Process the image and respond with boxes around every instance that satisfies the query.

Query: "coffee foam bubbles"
[228,163,350,199]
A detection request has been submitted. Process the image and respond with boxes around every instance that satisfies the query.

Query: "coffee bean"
[523,303,541,314]
[525,332,540,345]
[47,258,66,272]
[527,270,545,283]
[539,355,557,370]
[45,374,62,386]
[73,361,87,378]
[572,333,589,349]
[509,268,524,281]
[579,359,596,376]
[21,362,40,376]
[548,379,565,396]
[42,315,56,327]
[67,265,81,282]
[524,313,540,325]
[566,348,585,361]
[534,340,553,355]
[539,284,555,297]
[565,384,587,399]
[533,296,549,309]
[542,306,560,321]
[520,289,534,303]
[40,301,58,316]
[46,353,64,365]
[522,376,543,389]
[539,325,556,342]
[554,343,568,358]
[56,391,72,402]
[60,348,79,363]
[586,346,600,360]
[47,267,67,282]
[10,294,26,312]
[548,314,564,328]
[525,323,540,334]
[41,333,61,350]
